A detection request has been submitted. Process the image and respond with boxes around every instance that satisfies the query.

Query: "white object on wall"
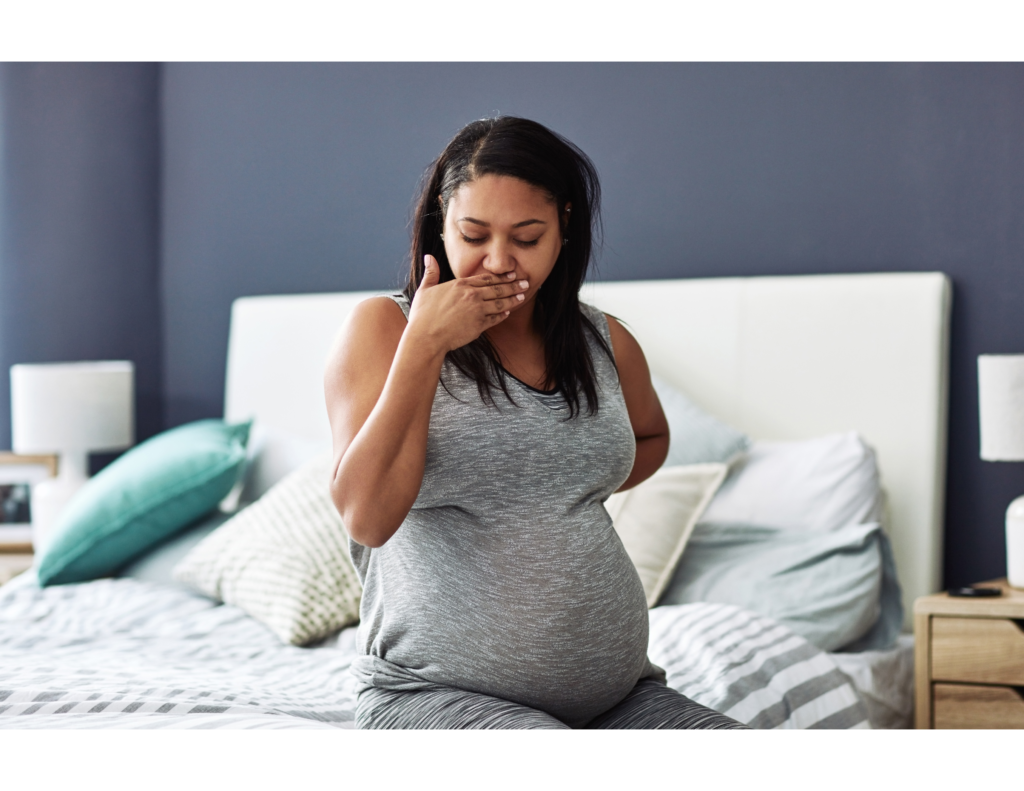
[1007,496,1024,589]
[10,361,135,551]
[978,354,1024,588]
[978,355,1024,461]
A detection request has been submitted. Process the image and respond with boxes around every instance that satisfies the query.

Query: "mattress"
[0,577,872,729]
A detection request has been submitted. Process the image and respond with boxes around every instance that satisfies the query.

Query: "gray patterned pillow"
[174,452,361,646]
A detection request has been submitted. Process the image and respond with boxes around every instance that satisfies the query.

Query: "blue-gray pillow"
[37,419,251,586]
[653,376,751,467]
[657,520,899,652]
[117,510,232,585]
[834,531,904,652]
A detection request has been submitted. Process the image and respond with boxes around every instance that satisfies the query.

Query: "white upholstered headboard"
[225,272,951,624]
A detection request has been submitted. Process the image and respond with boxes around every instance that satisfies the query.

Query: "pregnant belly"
[462,590,651,726]
[377,532,653,727]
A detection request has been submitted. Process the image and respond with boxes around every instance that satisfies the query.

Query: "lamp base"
[31,478,85,554]
[1008,495,1024,589]
[30,451,89,554]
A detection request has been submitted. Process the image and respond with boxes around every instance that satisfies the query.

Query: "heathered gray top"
[349,294,659,728]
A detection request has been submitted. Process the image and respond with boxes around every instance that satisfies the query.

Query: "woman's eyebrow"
[457,217,547,228]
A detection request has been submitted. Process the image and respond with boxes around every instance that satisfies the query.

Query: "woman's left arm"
[605,314,669,491]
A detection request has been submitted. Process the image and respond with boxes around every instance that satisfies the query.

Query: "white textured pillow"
[606,463,728,607]
[174,452,360,646]
[700,432,884,531]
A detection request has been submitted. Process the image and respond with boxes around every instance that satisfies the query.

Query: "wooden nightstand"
[0,547,33,586]
[915,579,1024,728]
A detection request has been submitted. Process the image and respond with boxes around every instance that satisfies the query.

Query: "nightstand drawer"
[933,683,1024,729]
[932,616,1024,685]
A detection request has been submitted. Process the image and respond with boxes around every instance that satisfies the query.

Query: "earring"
[562,237,569,246]
[440,233,445,241]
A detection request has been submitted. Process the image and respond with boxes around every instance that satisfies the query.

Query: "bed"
[0,271,951,730]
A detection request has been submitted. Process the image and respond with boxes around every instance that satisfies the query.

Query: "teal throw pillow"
[37,419,251,586]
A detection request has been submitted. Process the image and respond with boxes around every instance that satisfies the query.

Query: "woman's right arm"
[324,256,527,548]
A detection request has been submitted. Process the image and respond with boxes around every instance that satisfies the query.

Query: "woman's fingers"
[465,271,517,287]
[487,284,529,305]
[471,278,530,301]
[407,262,521,351]
[464,271,528,293]
[418,255,440,291]
[420,261,526,301]
[484,297,515,314]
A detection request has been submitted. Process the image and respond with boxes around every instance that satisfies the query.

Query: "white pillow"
[605,463,727,607]
[174,452,360,646]
[700,432,883,531]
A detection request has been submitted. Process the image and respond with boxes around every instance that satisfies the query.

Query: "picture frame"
[0,452,58,552]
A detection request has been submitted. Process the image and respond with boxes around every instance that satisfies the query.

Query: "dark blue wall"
[160,63,1024,588]
[0,63,163,444]
[2,63,1022,588]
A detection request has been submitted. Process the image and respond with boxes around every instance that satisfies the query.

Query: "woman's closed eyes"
[460,233,541,247]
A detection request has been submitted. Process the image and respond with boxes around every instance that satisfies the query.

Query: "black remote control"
[947,586,1002,597]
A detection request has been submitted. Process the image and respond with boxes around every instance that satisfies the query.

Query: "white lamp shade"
[979,354,1024,461]
[10,361,135,454]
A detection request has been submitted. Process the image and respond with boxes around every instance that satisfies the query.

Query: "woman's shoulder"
[348,293,409,326]
[329,295,408,363]
[578,302,646,370]
[579,300,614,343]
[578,299,605,324]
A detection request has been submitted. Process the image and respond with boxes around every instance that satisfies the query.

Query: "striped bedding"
[0,577,868,729]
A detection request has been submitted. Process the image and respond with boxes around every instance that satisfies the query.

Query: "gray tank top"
[349,294,659,727]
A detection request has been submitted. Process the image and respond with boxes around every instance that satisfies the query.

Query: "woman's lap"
[586,678,747,729]
[355,678,747,730]
[356,684,570,729]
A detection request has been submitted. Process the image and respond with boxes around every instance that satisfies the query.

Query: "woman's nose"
[482,243,515,276]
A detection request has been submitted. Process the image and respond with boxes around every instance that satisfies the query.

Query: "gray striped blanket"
[0,578,868,729]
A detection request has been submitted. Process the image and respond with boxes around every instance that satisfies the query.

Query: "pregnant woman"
[326,116,743,730]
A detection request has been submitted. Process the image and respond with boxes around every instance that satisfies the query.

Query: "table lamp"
[978,354,1024,588]
[10,361,134,551]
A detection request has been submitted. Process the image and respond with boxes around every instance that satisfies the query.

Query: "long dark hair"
[404,116,612,418]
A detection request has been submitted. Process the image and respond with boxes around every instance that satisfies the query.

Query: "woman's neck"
[485,302,550,389]
[485,300,538,346]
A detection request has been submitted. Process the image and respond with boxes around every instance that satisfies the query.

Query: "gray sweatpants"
[356,677,748,730]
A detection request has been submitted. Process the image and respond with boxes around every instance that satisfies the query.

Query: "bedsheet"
[830,634,915,729]
[0,578,868,729]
